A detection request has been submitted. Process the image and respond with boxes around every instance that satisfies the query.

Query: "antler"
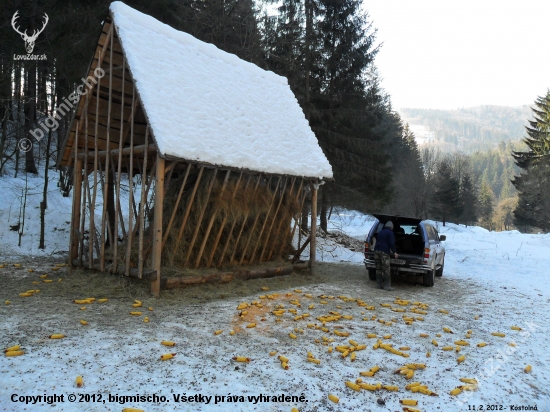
[11,11,27,38]
[28,13,49,41]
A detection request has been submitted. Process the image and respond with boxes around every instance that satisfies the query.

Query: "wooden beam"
[250,177,283,264]
[240,176,272,265]
[226,175,260,267]
[309,181,318,272]
[100,34,114,272]
[90,50,102,268]
[261,177,294,262]
[151,154,165,297]
[269,177,297,261]
[125,85,136,277]
[162,163,191,250]
[138,127,150,279]
[76,144,155,160]
[70,127,82,264]
[172,166,204,262]
[195,169,230,267]
[207,172,243,267]
[113,57,125,274]
[184,168,218,267]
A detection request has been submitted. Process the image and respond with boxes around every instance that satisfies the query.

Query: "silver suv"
[363,214,446,287]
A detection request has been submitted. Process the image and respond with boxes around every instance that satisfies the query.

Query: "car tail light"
[365,242,369,253]
[424,248,430,261]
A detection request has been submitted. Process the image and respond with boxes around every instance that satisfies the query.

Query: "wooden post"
[125,85,136,277]
[90,49,101,268]
[113,53,125,274]
[183,168,218,267]
[138,128,149,279]
[309,181,318,272]
[162,163,191,250]
[268,177,297,261]
[100,35,114,272]
[151,154,165,296]
[195,170,230,267]
[172,166,204,260]
[207,172,243,267]
[70,161,82,263]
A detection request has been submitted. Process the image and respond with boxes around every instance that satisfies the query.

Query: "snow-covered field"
[1,177,549,412]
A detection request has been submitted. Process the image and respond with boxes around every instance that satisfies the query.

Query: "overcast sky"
[363,0,550,110]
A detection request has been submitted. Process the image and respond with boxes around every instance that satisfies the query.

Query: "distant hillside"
[399,105,532,152]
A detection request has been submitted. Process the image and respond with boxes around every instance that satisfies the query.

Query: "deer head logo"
[11,11,49,54]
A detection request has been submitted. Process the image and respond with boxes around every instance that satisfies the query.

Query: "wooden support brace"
[249,177,281,264]
[151,154,165,297]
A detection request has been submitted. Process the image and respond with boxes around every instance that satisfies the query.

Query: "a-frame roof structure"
[59,1,332,180]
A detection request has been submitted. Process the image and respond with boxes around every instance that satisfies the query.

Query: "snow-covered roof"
[109,2,332,180]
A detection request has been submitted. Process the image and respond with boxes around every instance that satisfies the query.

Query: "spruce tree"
[459,173,477,226]
[429,158,462,226]
[512,91,550,231]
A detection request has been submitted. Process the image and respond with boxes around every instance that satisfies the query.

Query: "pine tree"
[459,172,477,226]
[512,91,550,232]
[429,158,462,226]
[478,182,495,230]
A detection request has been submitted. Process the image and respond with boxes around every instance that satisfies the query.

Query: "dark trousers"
[374,250,391,289]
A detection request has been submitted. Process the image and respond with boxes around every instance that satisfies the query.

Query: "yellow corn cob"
[455,340,470,346]
[436,333,441,337]
[246,323,256,328]
[492,332,505,337]
[511,326,521,331]
[345,381,361,391]
[341,350,350,358]
[417,386,438,396]
[474,315,479,320]
[355,344,367,351]
[132,301,142,308]
[439,309,449,314]
[289,333,297,339]
[369,365,380,373]
[5,350,24,357]
[291,408,299,412]
[358,383,378,391]
[455,346,461,353]
[73,299,92,304]
[161,341,176,346]
[160,353,176,360]
[129,311,142,315]
[405,364,426,370]
[373,341,380,350]
[97,298,108,303]
[269,351,278,356]
[400,346,410,351]
[350,352,356,361]
[360,371,374,377]
[328,394,339,403]
[80,306,86,311]
[477,342,487,347]
[432,339,438,346]
[4,345,20,352]
[367,333,377,338]
[232,356,250,362]
[237,303,248,310]
[79,320,88,326]
[280,361,289,370]
[459,378,478,384]
[307,358,320,364]
[524,365,532,373]
[426,351,431,357]
[76,376,83,388]
[5,300,10,305]
[461,384,478,391]
[214,330,223,335]
[419,333,429,338]
[450,387,463,396]
[457,355,465,364]
[49,334,65,339]
[405,382,421,390]
[328,346,333,353]
[321,327,329,332]
[19,292,33,297]
[122,408,145,412]
[14,263,21,268]
[143,317,149,323]
[508,342,516,347]
[380,303,391,307]
[43,279,53,283]
[278,355,289,363]
[349,339,358,346]
[383,334,392,339]
[383,385,399,391]
[443,327,453,333]
[400,399,418,406]
[405,370,414,380]
[442,346,453,351]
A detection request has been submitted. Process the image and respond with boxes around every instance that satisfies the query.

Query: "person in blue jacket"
[373,221,399,291]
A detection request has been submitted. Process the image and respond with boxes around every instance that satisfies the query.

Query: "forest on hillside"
[400,105,532,152]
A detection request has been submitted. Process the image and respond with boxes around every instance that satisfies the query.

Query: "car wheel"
[368,269,377,281]
[435,259,444,277]
[423,268,435,287]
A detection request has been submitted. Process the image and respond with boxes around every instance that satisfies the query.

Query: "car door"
[426,225,443,266]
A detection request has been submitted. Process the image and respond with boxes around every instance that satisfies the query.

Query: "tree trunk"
[39,91,55,249]
[107,168,116,246]
[25,63,38,174]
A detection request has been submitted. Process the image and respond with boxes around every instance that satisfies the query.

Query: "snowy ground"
[1,194,549,411]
